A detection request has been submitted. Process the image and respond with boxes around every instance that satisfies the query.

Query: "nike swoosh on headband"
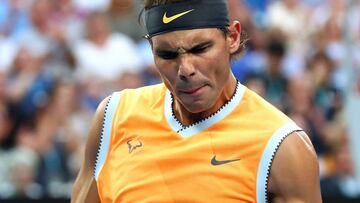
[162,9,194,24]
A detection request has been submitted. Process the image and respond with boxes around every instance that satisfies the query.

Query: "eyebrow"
[188,41,213,52]
[154,40,213,54]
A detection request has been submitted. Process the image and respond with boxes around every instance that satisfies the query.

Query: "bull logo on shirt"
[127,139,143,153]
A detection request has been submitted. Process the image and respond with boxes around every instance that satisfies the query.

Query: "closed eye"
[155,41,213,59]
[188,43,213,54]
[156,50,179,60]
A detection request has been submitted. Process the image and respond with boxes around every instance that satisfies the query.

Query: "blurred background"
[0,0,359,202]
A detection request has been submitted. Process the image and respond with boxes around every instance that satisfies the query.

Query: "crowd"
[0,0,359,200]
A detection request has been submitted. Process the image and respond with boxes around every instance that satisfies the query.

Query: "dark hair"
[140,0,248,60]
[266,40,286,58]
[308,51,334,71]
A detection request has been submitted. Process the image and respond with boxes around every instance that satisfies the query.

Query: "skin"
[150,22,240,125]
[71,98,106,203]
[268,131,322,203]
[71,21,322,203]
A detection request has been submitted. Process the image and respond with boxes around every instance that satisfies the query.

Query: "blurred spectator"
[0,0,31,39]
[266,0,310,55]
[0,36,18,72]
[259,37,288,109]
[0,0,32,72]
[244,0,268,13]
[0,146,41,199]
[0,69,7,101]
[307,51,342,120]
[321,119,360,198]
[73,12,142,81]
[5,79,90,198]
[22,0,78,78]
[6,46,54,128]
[350,1,360,43]
[311,0,360,42]
[229,0,267,83]
[32,81,87,198]
[243,73,266,98]
[17,0,54,59]
[323,12,345,65]
[51,0,86,45]
[310,0,360,92]
[0,101,12,151]
[107,0,146,42]
[285,73,327,155]
[137,39,161,85]
[231,29,267,83]
[72,0,111,14]
[243,0,269,28]
[9,147,41,199]
[72,12,143,109]
[228,0,255,31]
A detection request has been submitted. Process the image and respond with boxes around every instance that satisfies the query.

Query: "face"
[151,22,240,113]
[87,14,110,40]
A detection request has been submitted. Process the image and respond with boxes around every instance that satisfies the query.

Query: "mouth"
[178,85,207,96]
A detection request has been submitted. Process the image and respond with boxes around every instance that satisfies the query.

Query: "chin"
[183,100,212,114]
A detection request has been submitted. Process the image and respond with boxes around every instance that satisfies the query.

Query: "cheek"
[155,59,177,83]
[214,61,231,83]
[206,50,230,77]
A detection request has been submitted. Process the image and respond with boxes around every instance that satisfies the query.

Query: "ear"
[227,21,241,54]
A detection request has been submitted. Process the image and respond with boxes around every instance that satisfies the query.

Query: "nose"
[178,55,196,81]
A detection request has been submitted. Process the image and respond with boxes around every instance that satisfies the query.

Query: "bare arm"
[71,97,110,203]
[268,131,322,203]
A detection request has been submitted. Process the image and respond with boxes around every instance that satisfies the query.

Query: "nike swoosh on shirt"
[211,155,241,166]
[162,9,194,24]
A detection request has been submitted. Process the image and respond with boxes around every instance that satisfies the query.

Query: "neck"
[173,75,237,126]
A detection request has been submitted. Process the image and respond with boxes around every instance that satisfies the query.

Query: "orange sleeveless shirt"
[94,83,302,203]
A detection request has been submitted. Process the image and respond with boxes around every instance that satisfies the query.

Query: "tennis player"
[71,0,322,202]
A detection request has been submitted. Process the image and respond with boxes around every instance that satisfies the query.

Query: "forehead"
[151,28,223,49]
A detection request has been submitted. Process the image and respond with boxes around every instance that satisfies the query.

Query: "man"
[71,0,322,202]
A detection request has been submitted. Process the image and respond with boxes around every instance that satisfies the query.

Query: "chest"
[98,127,266,203]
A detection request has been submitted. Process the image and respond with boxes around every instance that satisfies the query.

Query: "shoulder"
[84,95,112,176]
[241,86,292,126]
[267,131,322,202]
[128,83,165,94]
[82,96,111,157]
[120,84,166,103]
[71,96,111,203]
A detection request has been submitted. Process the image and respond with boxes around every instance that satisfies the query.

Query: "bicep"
[268,131,322,203]
[71,97,110,203]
